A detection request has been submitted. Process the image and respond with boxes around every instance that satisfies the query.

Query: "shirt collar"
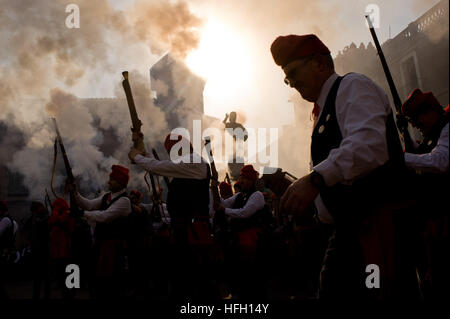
[316,72,339,113]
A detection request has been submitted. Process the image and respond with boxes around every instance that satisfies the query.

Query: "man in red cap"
[129,132,214,299]
[215,164,270,298]
[69,164,132,298]
[48,198,75,299]
[401,89,449,299]
[402,88,449,174]
[271,34,405,299]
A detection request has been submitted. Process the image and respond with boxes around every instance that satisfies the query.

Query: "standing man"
[24,202,50,299]
[270,34,404,299]
[402,88,449,174]
[128,133,215,299]
[70,164,131,298]
[48,198,75,299]
[0,200,14,299]
[214,165,269,299]
[401,88,449,299]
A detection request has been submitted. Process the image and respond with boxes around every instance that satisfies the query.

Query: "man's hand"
[280,174,320,216]
[131,130,146,154]
[132,204,143,214]
[214,202,225,213]
[128,147,144,162]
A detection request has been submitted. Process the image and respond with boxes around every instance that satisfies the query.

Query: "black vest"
[230,189,272,231]
[311,75,404,224]
[166,163,211,222]
[93,192,130,240]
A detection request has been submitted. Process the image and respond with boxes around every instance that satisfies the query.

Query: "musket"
[365,15,415,151]
[51,117,82,217]
[122,71,146,154]
[204,137,226,233]
[121,72,169,220]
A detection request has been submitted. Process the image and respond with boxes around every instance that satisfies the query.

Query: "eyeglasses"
[283,56,314,86]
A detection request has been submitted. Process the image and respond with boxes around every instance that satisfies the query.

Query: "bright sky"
[108,0,441,128]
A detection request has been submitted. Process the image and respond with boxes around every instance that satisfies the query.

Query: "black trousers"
[318,227,368,300]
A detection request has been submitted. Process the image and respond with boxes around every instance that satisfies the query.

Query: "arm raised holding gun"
[122,71,168,222]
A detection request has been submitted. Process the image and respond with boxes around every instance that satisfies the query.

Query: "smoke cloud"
[0,0,444,200]
[0,0,202,200]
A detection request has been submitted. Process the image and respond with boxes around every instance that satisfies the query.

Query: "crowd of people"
[0,34,448,301]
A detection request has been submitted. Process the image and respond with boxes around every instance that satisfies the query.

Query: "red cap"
[130,189,143,201]
[271,34,330,68]
[240,164,259,182]
[110,165,129,187]
[52,198,69,213]
[164,133,192,153]
[219,182,233,197]
[401,88,441,119]
[0,200,8,212]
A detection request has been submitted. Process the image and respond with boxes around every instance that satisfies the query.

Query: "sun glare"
[186,21,254,119]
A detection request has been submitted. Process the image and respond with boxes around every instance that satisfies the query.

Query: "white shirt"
[221,191,265,219]
[0,216,12,236]
[405,123,449,174]
[134,153,208,180]
[311,73,393,223]
[76,190,131,224]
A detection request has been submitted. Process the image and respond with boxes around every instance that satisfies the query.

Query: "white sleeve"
[134,154,208,179]
[224,192,265,219]
[405,124,449,174]
[314,74,391,186]
[84,197,131,223]
[75,192,103,211]
[221,193,239,208]
[0,217,12,236]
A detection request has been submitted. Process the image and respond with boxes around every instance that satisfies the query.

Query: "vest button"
[325,114,331,122]
[318,125,325,134]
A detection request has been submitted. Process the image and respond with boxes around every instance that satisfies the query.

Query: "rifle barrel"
[365,15,403,113]
[122,71,141,131]
[52,118,74,182]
